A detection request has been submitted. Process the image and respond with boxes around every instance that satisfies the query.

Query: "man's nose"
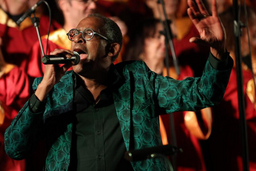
[73,33,86,44]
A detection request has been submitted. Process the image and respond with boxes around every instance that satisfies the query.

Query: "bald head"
[85,14,123,48]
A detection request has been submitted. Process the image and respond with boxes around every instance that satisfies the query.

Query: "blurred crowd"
[0,0,255,171]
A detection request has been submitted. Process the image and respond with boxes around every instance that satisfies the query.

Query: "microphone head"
[73,51,80,65]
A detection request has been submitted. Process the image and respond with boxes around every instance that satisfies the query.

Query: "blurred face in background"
[60,0,97,28]
[163,0,180,17]
[69,0,96,20]
[142,22,166,64]
[0,0,29,15]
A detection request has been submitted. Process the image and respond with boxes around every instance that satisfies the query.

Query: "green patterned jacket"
[5,55,232,171]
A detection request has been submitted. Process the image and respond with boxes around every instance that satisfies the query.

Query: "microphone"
[124,145,182,162]
[42,51,80,65]
[16,0,45,25]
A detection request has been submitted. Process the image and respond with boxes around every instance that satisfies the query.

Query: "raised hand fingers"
[195,0,210,17]
[211,0,218,17]
[187,0,209,20]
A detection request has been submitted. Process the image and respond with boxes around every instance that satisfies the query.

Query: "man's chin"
[73,64,91,74]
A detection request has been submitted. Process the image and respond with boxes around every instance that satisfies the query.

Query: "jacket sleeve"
[4,83,45,160]
[154,53,233,114]
[4,72,74,160]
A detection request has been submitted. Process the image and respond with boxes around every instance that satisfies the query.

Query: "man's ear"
[107,43,121,57]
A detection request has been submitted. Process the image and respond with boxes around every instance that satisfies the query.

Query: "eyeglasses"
[67,28,109,42]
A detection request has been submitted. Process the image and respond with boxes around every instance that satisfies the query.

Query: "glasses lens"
[68,29,79,41]
[84,29,94,41]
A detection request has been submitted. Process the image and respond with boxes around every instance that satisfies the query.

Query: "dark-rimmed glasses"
[67,28,109,42]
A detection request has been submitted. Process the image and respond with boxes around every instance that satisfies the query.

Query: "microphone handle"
[42,56,79,65]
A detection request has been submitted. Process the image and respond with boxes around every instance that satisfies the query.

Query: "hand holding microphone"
[36,50,78,101]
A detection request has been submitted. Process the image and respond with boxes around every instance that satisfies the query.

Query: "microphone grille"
[73,51,80,65]
[73,51,80,56]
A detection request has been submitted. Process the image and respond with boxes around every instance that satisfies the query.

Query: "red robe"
[0,9,60,171]
[0,8,61,73]
[0,66,30,171]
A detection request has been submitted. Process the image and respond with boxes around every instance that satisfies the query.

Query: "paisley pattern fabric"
[5,54,232,171]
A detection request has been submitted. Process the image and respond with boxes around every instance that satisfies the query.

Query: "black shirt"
[73,74,133,171]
